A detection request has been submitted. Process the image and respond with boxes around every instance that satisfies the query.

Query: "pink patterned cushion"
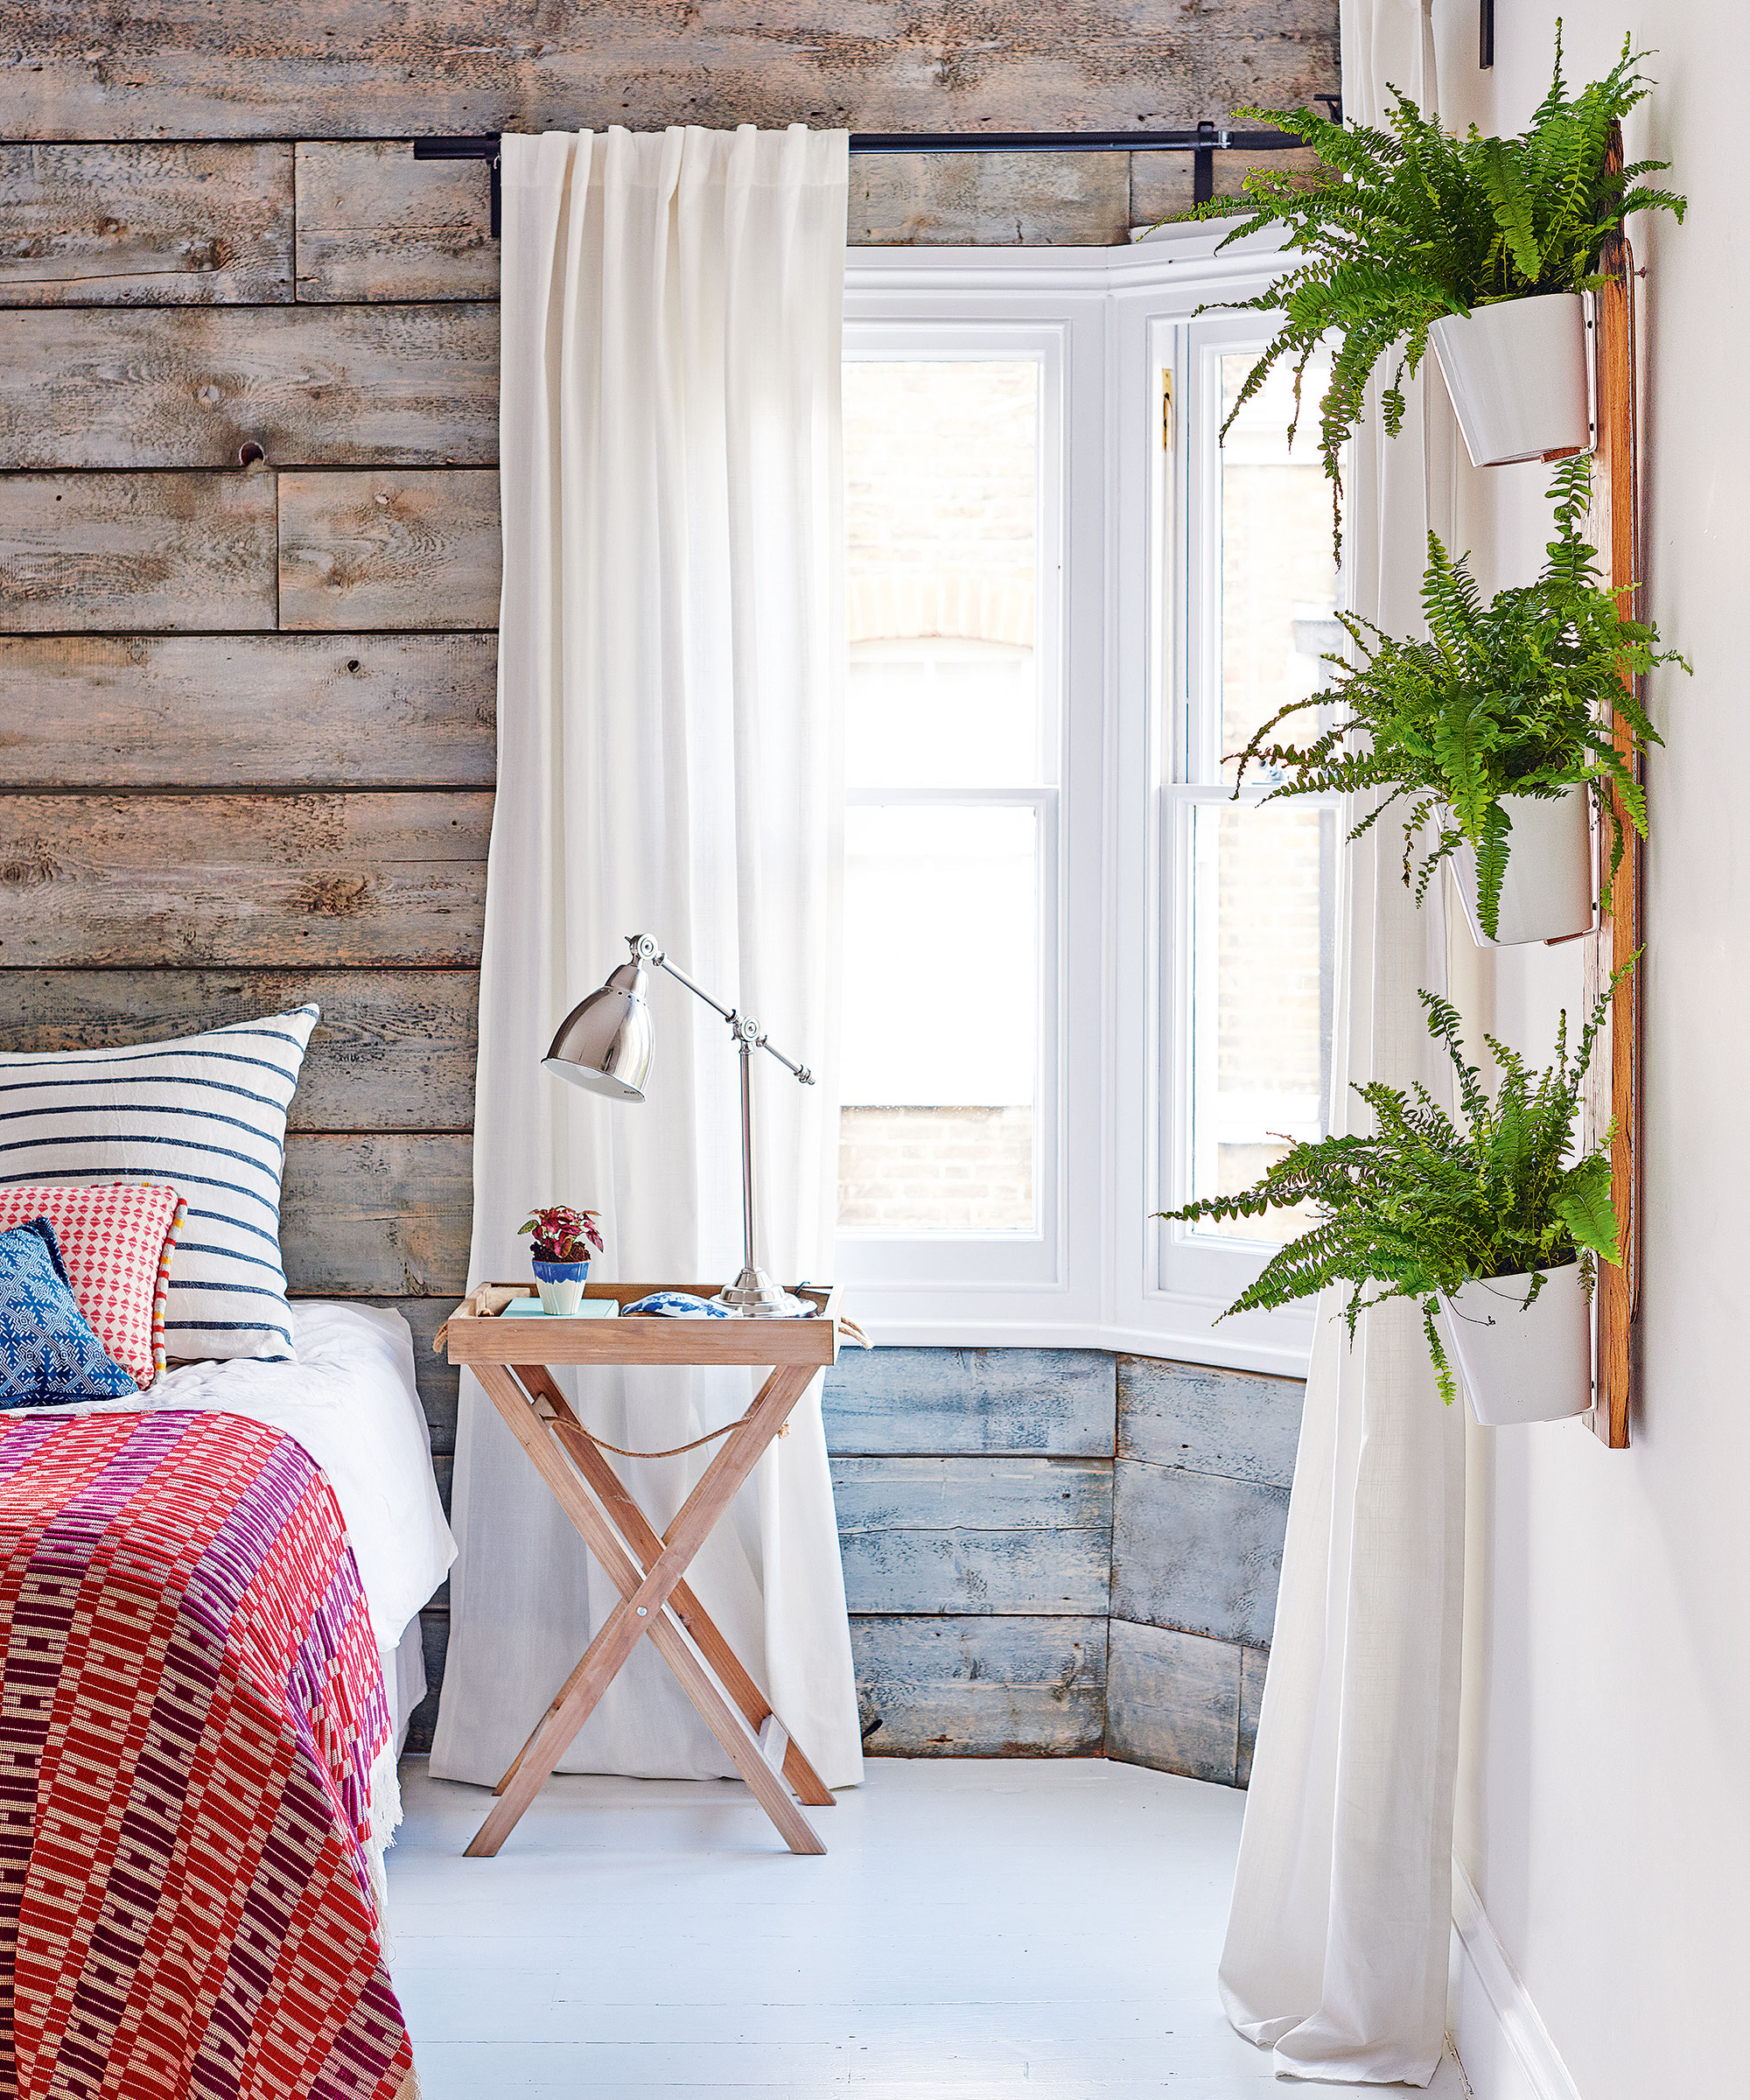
[0,1183,182,1390]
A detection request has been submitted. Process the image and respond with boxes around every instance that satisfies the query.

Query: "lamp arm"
[619,932,815,1316]
[626,934,815,1086]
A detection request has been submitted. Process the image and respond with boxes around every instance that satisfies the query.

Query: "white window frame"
[840,322,1067,1288]
[840,228,1320,1378]
[1157,312,1342,1312]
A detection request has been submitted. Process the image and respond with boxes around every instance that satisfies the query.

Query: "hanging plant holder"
[1439,1264,1592,1425]
[1453,785,1595,947]
[1428,292,1592,468]
[1157,978,1626,1418]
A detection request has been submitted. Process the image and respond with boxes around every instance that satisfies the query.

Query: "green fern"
[1233,458,1688,940]
[1186,25,1685,550]
[1157,970,1628,1404]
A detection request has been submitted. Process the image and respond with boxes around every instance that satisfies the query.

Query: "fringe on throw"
[367,1742,421,2097]
[364,1736,405,1952]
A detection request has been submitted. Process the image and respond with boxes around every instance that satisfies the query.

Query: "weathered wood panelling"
[278,471,502,631]
[0,634,495,789]
[850,150,1130,247]
[296,144,497,304]
[833,1456,1111,1615]
[0,791,490,968]
[0,471,276,633]
[279,1132,472,1297]
[405,1612,449,1754]
[1104,1618,1241,1785]
[822,1346,1116,1456]
[1129,143,1321,228]
[851,1614,1107,1756]
[1097,1353,1295,1780]
[0,306,497,469]
[1110,1457,1288,1649]
[0,5,1339,144]
[0,143,293,306]
[1237,1643,1266,1788]
[1117,1355,1305,1488]
[0,970,480,1131]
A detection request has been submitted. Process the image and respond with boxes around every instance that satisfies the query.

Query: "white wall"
[1432,3,1750,2092]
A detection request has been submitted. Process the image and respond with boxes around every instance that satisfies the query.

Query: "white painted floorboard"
[389,1759,1468,2096]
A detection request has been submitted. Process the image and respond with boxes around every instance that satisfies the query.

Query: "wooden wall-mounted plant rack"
[1586,133,1640,1450]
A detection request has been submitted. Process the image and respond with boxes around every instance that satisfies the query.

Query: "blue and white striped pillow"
[0,1006,318,1363]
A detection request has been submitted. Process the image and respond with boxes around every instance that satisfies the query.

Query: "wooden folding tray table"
[437,1281,844,1858]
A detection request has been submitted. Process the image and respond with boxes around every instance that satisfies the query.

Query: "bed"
[3,1299,455,2100]
[134,1301,455,1769]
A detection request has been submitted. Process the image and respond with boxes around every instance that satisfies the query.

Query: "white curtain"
[430,125,864,1794]
[1217,4,1471,2082]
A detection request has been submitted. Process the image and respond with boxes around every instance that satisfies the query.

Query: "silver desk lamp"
[542,933,816,1318]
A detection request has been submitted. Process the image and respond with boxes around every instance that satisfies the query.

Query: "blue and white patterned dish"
[622,1292,730,1319]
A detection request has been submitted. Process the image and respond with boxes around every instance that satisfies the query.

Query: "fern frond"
[1236,458,1687,922]
[1156,968,1628,1408]
[1179,27,1683,551]
[1479,137,1544,280]
[1550,1152,1621,1265]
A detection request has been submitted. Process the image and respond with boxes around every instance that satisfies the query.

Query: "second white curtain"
[430,124,864,1793]
[1216,2,1470,2083]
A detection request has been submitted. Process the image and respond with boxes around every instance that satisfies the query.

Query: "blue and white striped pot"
[530,1258,590,1316]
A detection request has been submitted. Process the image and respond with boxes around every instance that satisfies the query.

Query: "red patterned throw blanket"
[0,1410,413,2100]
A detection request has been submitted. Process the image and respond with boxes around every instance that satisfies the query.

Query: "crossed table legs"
[465,1358,834,1858]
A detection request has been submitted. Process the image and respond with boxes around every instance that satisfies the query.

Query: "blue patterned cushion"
[0,1219,139,1408]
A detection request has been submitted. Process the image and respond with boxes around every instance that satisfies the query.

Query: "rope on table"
[543,1316,871,1459]
[562,1412,760,1461]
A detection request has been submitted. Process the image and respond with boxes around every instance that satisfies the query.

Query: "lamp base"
[712,1265,816,1319]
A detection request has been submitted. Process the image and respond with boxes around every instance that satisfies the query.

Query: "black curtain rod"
[416,112,1334,234]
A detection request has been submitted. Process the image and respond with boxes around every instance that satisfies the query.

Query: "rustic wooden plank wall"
[1107,1358,1302,1785]
[822,1348,1302,1780]
[0,2,1334,1758]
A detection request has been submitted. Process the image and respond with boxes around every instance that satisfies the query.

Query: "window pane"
[848,637,1036,789]
[844,360,1040,788]
[1218,350,1340,784]
[839,804,1038,1233]
[1189,800,1334,1242]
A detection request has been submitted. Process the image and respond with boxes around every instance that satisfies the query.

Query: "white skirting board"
[1448,1860,1584,2100]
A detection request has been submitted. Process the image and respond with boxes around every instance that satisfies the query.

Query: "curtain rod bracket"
[413,134,501,233]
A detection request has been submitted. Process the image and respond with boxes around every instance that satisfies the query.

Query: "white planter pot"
[1428,292,1590,468]
[1439,1263,1592,1426]
[1453,785,1593,948]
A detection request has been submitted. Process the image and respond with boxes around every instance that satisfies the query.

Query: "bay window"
[838,234,1334,1376]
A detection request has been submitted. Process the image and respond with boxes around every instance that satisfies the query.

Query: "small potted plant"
[1230,458,1686,945]
[1158,974,1624,1424]
[1191,29,1684,540]
[519,1204,605,1316]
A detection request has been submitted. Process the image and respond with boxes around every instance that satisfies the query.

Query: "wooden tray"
[437,1281,845,1368]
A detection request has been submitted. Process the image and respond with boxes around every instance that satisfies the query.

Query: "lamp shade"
[541,961,654,1101]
